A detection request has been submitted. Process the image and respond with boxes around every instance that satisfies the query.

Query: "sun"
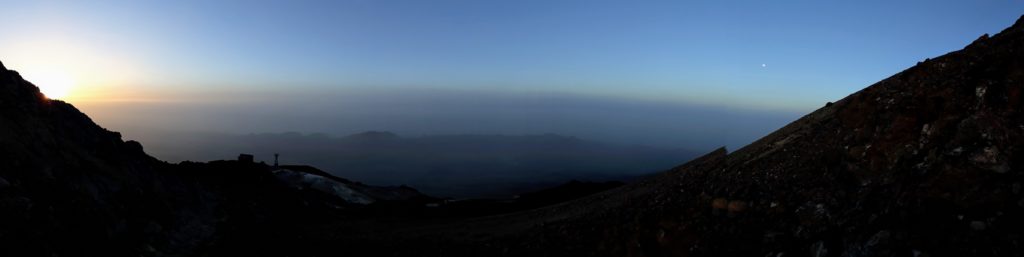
[26,71,75,100]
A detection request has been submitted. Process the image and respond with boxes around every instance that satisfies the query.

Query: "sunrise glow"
[22,69,73,99]
[24,70,75,100]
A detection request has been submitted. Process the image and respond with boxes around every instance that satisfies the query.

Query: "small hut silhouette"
[238,154,254,163]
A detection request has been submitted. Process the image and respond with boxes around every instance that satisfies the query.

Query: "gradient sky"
[1,1,1022,151]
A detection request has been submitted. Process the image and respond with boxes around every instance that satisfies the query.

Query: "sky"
[0,1,1022,152]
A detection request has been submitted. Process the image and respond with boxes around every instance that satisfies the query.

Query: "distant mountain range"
[142,130,699,198]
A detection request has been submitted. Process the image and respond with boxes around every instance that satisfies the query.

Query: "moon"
[761,63,767,68]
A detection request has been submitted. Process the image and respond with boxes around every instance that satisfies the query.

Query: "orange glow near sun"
[1,36,150,103]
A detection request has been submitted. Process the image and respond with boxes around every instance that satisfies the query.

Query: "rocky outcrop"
[1,57,198,256]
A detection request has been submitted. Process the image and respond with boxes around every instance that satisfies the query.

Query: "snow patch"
[273,169,375,204]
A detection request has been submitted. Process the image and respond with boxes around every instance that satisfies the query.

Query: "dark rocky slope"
[0,60,203,256]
